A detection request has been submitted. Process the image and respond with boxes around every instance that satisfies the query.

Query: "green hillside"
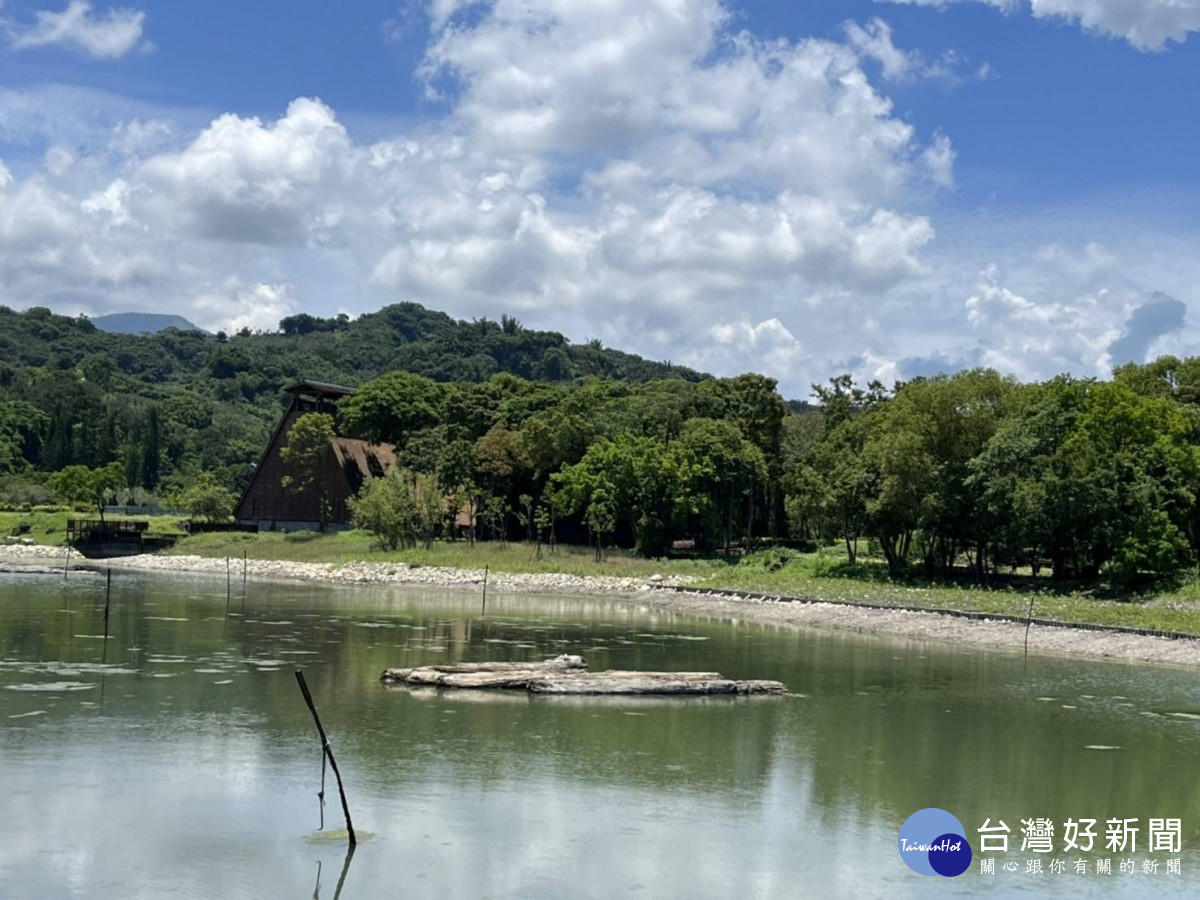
[0,302,704,494]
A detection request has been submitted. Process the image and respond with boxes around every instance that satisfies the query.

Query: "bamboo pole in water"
[1024,595,1036,662]
[481,564,488,615]
[101,568,112,664]
[63,534,70,579]
[295,670,357,847]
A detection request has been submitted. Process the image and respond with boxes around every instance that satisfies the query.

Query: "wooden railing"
[67,519,150,538]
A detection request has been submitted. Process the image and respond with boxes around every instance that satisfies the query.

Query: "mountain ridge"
[91,312,203,335]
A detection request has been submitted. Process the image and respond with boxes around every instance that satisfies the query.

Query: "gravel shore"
[4,543,1199,667]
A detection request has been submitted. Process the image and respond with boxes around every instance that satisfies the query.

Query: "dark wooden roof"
[283,380,356,398]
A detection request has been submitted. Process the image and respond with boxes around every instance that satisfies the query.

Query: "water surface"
[2,569,1199,898]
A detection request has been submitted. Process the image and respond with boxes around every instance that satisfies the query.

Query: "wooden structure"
[67,519,148,539]
[233,381,397,532]
[381,655,787,696]
[66,518,177,557]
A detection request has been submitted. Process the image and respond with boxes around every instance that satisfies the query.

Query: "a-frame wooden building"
[233,381,396,531]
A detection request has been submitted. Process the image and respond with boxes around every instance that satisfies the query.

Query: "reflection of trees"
[793,633,1200,848]
[6,575,1200,855]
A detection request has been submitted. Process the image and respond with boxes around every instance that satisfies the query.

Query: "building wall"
[234,406,359,525]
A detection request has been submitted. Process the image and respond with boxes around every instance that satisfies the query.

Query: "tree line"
[332,358,1200,584]
[0,301,703,503]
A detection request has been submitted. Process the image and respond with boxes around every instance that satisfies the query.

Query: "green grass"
[167,530,723,579]
[699,549,1200,636]
[0,510,188,545]
[133,529,1200,637]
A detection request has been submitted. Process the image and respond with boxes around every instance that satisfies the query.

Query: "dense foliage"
[0,302,703,496]
[340,360,1200,583]
[787,366,1200,584]
[340,371,785,558]
[7,298,1200,584]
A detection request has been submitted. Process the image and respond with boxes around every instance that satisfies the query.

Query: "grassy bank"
[702,552,1200,637]
[167,531,722,579]
[162,530,1200,637]
[0,511,188,545]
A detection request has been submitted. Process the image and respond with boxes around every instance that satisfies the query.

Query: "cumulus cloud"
[6,2,147,60]
[955,243,1177,380]
[8,1,1193,394]
[0,0,957,383]
[687,317,807,383]
[880,0,1200,50]
[845,17,993,83]
[921,133,956,187]
[189,281,298,334]
[1107,291,1187,365]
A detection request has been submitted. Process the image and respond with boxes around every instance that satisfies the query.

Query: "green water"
[1,569,1199,898]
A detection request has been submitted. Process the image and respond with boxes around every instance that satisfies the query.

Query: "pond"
[1,569,1199,898]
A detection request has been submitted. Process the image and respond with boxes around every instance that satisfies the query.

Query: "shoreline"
[4,544,1200,667]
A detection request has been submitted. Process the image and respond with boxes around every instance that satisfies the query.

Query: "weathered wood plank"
[379,655,786,696]
[527,676,740,695]
[380,653,586,683]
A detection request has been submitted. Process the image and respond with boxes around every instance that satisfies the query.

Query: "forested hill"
[0,302,705,490]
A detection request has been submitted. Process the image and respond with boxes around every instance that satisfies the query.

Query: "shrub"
[348,468,442,551]
[742,546,798,573]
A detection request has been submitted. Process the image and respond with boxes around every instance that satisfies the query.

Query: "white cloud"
[0,0,958,364]
[880,0,1200,50]
[0,157,11,189]
[845,17,993,83]
[921,133,956,187]
[189,281,298,334]
[43,145,75,176]
[81,177,132,226]
[845,18,919,80]
[11,1,1194,393]
[8,1,147,60]
[690,317,806,382]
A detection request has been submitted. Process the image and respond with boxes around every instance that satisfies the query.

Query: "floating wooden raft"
[380,654,786,695]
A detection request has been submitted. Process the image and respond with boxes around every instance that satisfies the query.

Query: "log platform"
[380,654,786,696]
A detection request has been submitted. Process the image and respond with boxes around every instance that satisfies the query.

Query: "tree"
[554,434,694,557]
[696,374,788,536]
[473,425,532,523]
[677,418,765,553]
[280,413,335,529]
[47,462,126,522]
[338,372,446,446]
[0,401,48,474]
[172,474,236,522]
[480,495,510,545]
[861,369,1015,576]
[348,468,442,550]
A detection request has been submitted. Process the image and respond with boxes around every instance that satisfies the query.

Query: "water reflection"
[1,570,1199,898]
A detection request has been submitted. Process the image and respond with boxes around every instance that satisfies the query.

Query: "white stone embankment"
[0,543,694,595]
[4,543,1200,667]
[638,590,1200,668]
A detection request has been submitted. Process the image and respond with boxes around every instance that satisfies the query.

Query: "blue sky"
[1,0,1199,395]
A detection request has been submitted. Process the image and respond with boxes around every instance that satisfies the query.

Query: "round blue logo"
[898,808,973,877]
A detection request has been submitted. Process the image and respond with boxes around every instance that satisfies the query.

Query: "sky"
[1,0,1199,398]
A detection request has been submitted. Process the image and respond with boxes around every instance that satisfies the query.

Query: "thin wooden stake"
[63,536,71,579]
[295,670,357,847]
[243,551,248,587]
[101,568,112,664]
[481,564,488,615]
[1023,595,1035,661]
[224,562,233,622]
